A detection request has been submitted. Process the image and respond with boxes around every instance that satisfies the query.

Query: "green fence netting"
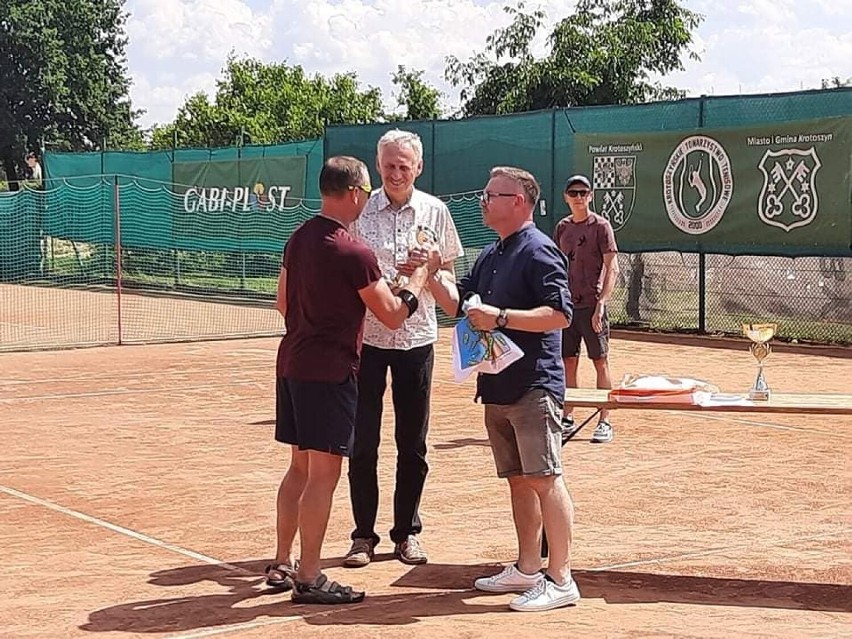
[1,88,849,351]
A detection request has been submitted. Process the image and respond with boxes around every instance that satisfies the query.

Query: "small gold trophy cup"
[742,323,777,401]
[391,225,437,288]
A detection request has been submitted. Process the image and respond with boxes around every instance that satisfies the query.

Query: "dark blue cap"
[564,175,592,190]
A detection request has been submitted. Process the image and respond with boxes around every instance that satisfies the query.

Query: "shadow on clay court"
[78,559,503,634]
[570,569,852,613]
[432,437,491,450]
[79,559,851,634]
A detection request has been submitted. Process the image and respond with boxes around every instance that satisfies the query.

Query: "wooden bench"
[564,388,852,423]
[539,388,852,558]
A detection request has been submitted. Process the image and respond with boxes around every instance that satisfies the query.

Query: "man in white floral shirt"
[344,129,464,567]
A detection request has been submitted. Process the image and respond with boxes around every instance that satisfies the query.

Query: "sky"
[124,0,852,130]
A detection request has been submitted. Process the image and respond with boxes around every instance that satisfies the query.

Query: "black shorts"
[275,374,357,457]
[562,306,610,360]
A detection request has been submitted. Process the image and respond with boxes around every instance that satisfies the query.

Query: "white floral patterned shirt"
[350,188,464,350]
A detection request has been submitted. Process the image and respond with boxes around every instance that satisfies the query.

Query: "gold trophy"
[391,225,437,288]
[742,323,777,401]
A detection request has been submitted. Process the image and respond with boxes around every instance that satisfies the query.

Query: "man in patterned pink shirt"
[343,129,464,567]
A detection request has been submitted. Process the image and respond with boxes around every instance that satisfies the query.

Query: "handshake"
[390,246,443,289]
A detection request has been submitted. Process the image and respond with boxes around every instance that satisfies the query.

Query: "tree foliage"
[0,0,141,187]
[445,0,703,116]
[388,65,443,121]
[821,76,852,89]
[151,56,391,149]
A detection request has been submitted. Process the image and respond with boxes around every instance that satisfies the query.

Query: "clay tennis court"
[1,330,850,638]
[0,283,281,351]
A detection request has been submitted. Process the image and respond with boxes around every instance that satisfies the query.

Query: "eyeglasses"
[480,191,519,204]
[565,190,590,198]
[349,184,372,194]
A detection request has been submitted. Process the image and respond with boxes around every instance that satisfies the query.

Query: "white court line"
[0,364,272,386]
[0,380,264,403]
[166,593,446,639]
[3,481,847,637]
[0,483,445,639]
[166,617,301,639]
[588,527,851,572]
[164,521,852,639]
[0,324,53,335]
[0,484,247,574]
[166,528,850,638]
[0,320,52,330]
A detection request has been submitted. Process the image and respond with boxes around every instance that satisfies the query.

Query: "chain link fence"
[436,250,851,346]
[608,253,851,344]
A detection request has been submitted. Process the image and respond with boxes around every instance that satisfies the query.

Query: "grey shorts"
[483,389,563,478]
[562,306,610,360]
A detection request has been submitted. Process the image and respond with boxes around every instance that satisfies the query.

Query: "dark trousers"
[348,343,434,545]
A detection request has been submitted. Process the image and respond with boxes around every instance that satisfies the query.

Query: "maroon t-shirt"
[277,215,381,382]
[553,213,618,309]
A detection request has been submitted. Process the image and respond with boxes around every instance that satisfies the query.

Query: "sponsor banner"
[172,156,308,243]
[574,117,851,256]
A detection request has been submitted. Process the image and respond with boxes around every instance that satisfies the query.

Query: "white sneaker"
[509,575,581,612]
[591,420,613,443]
[474,563,543,593]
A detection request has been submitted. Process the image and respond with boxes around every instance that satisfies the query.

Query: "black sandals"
[291,573,365,604]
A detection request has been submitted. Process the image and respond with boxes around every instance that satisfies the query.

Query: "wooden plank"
[564,389,852,415]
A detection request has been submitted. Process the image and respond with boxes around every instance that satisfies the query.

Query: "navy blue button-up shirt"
[457,224,573,405]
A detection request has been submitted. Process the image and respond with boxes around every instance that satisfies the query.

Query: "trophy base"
[748,388,771,401]
[748,366,771,402]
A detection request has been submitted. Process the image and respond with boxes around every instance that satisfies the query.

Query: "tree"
[445,0,703,116]
[150,56,386,149]
[388,66,443,121]
[0,0,141,188]
[821,77,852,89]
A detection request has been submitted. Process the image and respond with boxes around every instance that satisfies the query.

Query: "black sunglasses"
[565,189,590,198]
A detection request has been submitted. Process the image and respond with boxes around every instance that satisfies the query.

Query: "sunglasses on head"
[565,189,590,198]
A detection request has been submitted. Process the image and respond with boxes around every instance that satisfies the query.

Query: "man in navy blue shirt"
[424,166,580,613]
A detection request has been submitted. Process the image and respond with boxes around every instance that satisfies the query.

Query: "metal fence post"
[698,95,707,334]
[430,119,436,195]
[114,175,123,345]
[698,253,707,334]
[548,108,556,235]
[238,143,246,290]
[172,135,181,288]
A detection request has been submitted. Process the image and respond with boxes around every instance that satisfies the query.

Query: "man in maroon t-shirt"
[553,175,620,444]
[266,156,430,605]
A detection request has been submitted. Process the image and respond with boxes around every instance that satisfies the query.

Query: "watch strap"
[497,308,508,328]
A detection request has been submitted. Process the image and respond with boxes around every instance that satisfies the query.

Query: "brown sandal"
[265,560,298,591]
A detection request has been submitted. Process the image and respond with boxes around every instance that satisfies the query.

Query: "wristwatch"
[496,308,508,329]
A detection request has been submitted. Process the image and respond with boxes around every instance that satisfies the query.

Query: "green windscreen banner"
[574,116,851,256]
[172,156,308,247]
